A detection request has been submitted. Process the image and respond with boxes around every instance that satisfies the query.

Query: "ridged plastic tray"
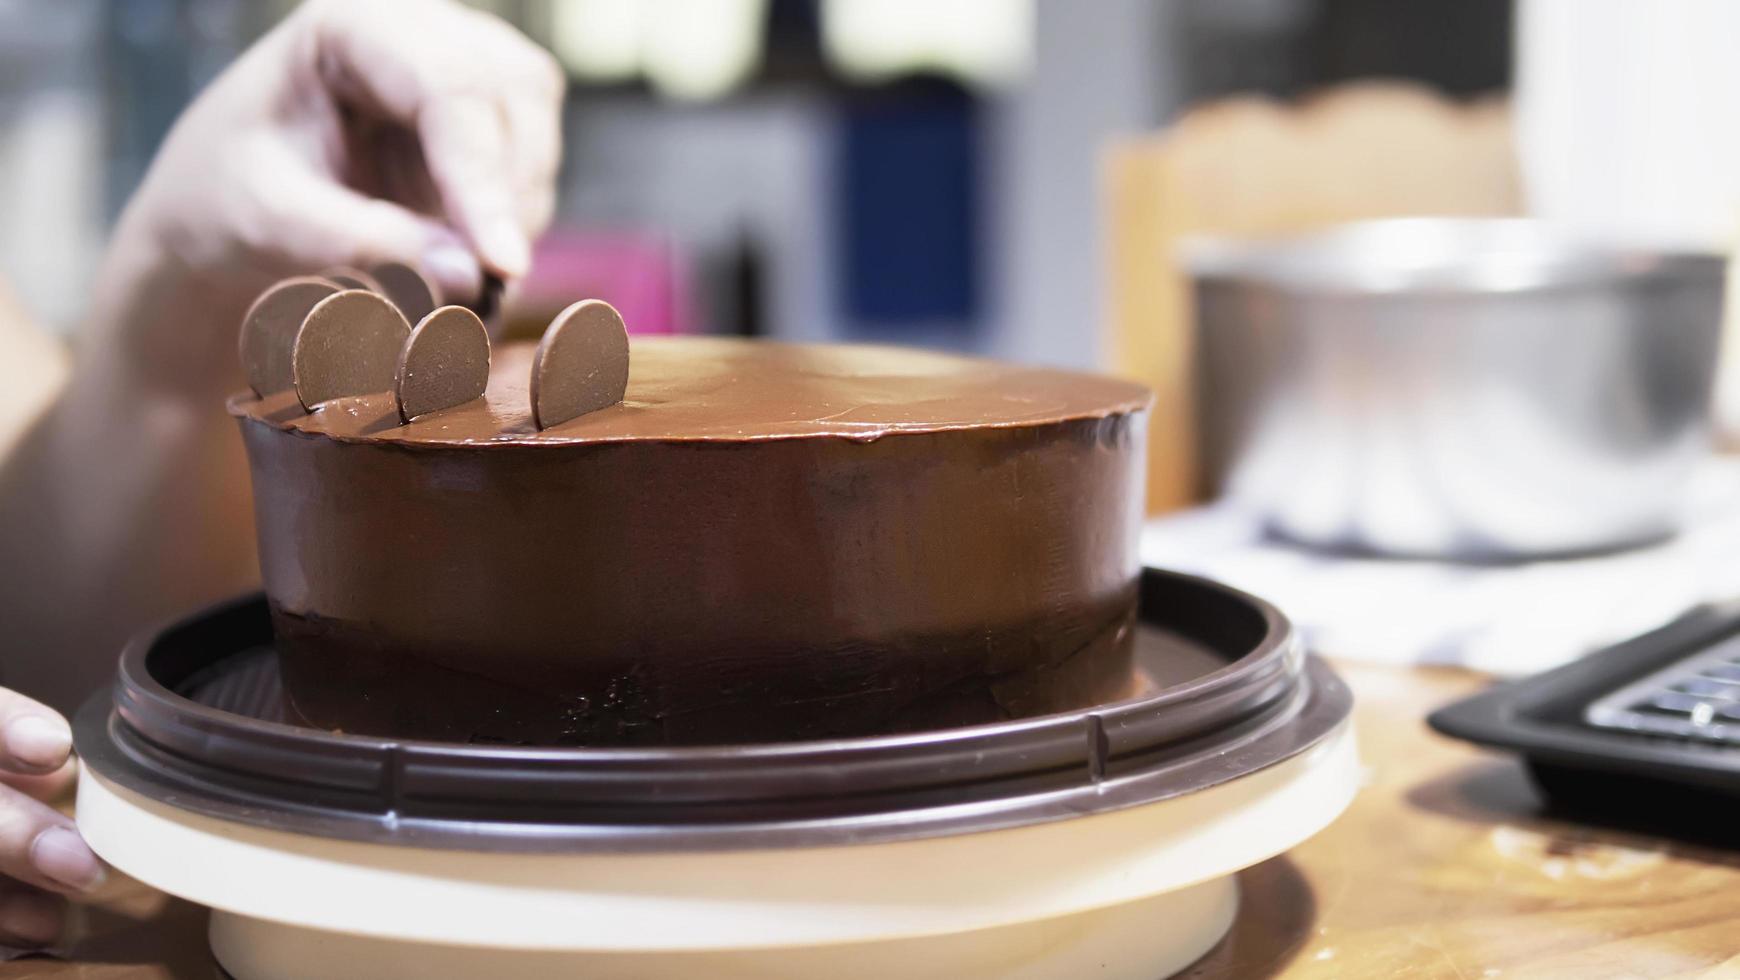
[75,568,1351,852]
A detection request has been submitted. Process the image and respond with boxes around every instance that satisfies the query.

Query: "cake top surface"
[230,336,1151,447]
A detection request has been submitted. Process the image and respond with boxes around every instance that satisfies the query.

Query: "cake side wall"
[239,411,1147,744]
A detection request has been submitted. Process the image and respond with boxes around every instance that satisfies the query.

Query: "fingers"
[252,156,484,304]
[297,0,563,279]
[417,96,530,278]
[0,689,71,777]
[0,879,63,948]
[2,757,78,806]
[0,784,103,896]
[0,693,102,897]
[0,694,100,933]
[500,91,562,239]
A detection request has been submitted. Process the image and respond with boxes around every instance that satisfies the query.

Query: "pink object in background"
[517,229,693,335]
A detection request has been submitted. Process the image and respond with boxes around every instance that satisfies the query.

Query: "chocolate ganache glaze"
[232,337,1151,746]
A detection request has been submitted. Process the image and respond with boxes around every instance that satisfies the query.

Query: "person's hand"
[97,0,565,400]
[0,0,566,712]
[0,690,101,947]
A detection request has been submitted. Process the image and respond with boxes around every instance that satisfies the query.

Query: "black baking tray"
[1429,604,1740,824]
[75,568,1351,853]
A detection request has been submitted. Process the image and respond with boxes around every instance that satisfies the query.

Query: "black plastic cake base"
[75,568,1350,853]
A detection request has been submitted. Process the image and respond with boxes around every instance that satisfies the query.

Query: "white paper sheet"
[1141,459,1740,676]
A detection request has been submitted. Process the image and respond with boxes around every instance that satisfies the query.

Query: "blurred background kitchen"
[0,0,1517,357]
[7,0,1740,675]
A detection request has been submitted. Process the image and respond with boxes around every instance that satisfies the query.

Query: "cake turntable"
[73,567,1356,980]
[69,274,1356,977]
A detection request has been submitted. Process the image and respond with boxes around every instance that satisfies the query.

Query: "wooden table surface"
[7,661,1740,979]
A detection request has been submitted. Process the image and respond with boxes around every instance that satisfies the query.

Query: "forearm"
[0,214,261,713]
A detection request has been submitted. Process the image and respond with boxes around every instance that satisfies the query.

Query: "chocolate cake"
[232,315,1150,746]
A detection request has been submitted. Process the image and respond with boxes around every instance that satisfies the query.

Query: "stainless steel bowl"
[1187,218,1727,559]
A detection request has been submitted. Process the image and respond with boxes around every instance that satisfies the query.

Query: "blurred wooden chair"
[1103,81,1519,515]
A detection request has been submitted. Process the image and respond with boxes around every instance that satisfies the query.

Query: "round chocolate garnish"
[238,276,340,396]
[371,260,440,326]
[395,306,490,423]
[530,299,630,430]
[292,290,412,411]
[320,266,385,295]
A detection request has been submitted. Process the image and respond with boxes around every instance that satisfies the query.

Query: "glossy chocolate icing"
[232,338,1151,745]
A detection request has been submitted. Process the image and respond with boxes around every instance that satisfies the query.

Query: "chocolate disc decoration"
[530,299,630,429]
[395,306,490,423]
[238,277,340,396]
[319,266,385,295]
[371,260,440,327]
[292,290,412,411]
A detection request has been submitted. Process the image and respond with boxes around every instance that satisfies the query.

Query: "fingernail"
[30,827,104,893]
[479,217,531,278]
[4,716,70,772]
[422,242,481,301]
[0,891,61,946]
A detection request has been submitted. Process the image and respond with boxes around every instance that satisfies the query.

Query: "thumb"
[271,168,483,303]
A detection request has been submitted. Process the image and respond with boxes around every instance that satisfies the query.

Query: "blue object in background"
[835,80,980,337]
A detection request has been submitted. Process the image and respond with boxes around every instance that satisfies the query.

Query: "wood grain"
[1193,663,1740,979]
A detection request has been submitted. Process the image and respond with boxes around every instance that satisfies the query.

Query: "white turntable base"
[78,721,1357,980]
